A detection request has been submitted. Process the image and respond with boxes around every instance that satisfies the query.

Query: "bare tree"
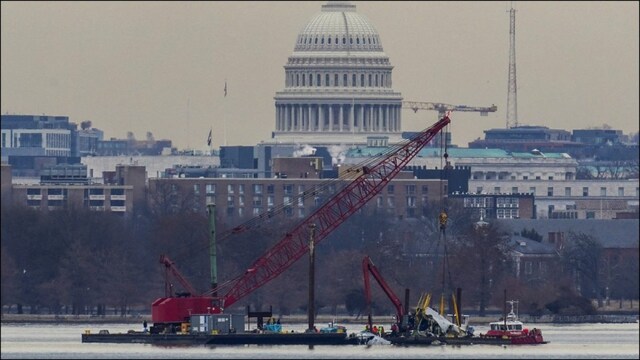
[561,232,603,307]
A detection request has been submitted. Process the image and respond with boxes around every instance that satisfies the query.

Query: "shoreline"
[2,312,637,325]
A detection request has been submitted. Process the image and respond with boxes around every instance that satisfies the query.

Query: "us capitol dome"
[271,1,403,146]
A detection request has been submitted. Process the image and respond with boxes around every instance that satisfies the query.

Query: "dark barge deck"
[81,331,359,346]
[389,335,548,346]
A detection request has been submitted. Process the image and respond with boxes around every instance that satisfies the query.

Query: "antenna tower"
[506,2,518,129]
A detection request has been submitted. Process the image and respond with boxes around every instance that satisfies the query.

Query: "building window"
[406,185,416,195]
[600,187,606,196]
[361,74,365,87]
[317,74,321,87]
[193,184,200,195]
[309,74,313,86]
[476,186,483,194]
[238,184,244,195]
[586,211,595,219]
[110,199,125,207]
[529,187,536,195]
[618,187,624,196]
[334,74,339,87]
[89,199,103,207]
[238,195,245,207]
[387,196,395,208]
[267,184,275,194]
[326,74,330,86]
[227,195,234,206]
[565,187,571,196]
[253,184,263,194]
[252,195,262,206]
[523,176,528,180]
[494,187,501,193]
[267,195,275,208]
[511,187,518,194]
[227,184,234,194]
[376,196,383,208]
[525,261,533,275]
[583,187,589,197]
[343,74,348,87]
[387,185,395,194]
[368,74,372,86]
[421,185,429,194]
[27,188,41,195]
[283,196,292,206]
[352,74,356,87]
[206,184,216,194]
[283,184,293,195]
[547,187,554,196]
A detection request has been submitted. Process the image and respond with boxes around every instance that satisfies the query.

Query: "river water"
[1,322,638,359]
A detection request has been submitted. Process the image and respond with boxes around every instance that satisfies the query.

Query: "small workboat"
[480,300,546,344]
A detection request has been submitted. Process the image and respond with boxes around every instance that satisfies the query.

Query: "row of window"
[286,71,391,88]
[209,194,429,209]
[473,174,569,181]
[297,34,380,47]
[26,199,125,207]
[219,203,430,219]
[476,186,639,197]
[198,184,429,196]
[26,188,126,196]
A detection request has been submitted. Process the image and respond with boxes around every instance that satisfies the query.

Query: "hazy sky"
[2,1,638,150]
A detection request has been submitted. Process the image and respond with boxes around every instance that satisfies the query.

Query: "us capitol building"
[269,1,403,146]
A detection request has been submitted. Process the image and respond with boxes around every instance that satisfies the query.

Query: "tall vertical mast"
[506,2,518,129]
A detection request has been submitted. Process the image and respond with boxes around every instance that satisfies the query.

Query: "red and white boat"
[481,300,545,344]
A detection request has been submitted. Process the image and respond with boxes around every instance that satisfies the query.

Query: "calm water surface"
[1,322,638,359]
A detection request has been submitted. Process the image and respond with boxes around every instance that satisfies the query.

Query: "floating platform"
[389,334,547,346]
[81,331,359,346]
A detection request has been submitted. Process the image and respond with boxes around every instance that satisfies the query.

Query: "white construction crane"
[402,101,497,120]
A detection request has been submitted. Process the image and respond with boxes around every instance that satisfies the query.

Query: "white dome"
[294,1,383,52]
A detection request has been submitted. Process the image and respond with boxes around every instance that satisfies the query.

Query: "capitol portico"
[270,1,403,146]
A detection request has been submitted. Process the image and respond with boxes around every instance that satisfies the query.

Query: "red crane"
[362,255,404,332]
[218,115,450,309]
[151,115,451,329]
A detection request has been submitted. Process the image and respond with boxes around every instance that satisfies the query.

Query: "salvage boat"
[479,300,546,345]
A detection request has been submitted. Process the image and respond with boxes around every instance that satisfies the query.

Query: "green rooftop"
[346,146,573,159]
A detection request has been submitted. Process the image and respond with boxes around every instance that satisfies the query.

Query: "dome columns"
[275,102,401,134]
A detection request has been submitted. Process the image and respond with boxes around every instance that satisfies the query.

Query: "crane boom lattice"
[402,101,497,120]
[220,116,451,308]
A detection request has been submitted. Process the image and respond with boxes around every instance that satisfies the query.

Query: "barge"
[81,329,358,346]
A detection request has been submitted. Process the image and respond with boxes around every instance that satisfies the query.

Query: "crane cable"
[438,121,456,316]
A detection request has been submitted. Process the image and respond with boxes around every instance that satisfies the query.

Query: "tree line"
[1,200,637,318]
